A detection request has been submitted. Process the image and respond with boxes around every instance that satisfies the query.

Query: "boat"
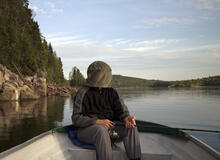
[0,120,219,160]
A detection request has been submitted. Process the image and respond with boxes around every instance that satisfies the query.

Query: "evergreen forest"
[0,0,65,84]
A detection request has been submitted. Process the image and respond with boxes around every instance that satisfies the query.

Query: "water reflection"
[0,88,220,153]
[119,88,220,152]
[0,96,67,152]
[119,88,220,129]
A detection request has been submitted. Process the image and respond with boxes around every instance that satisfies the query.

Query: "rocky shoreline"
[0,64,77,101]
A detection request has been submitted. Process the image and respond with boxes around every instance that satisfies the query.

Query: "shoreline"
[114,86,220,90]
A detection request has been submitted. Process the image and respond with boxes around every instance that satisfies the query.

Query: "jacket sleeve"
[112,88,130,121]
[72,87,97,127]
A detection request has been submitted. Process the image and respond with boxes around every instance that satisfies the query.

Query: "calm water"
[0,88,220,153]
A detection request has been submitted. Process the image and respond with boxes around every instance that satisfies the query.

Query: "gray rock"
[20,85,39,100]
[0,71,3,89]
[47,84,77,97]
[34,77,47,97]
[0,64,47,101]
[0,83,19,101]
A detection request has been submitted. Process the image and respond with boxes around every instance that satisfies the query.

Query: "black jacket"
[72,87,130,127]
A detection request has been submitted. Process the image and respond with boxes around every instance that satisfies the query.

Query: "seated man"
[72,61,141,160]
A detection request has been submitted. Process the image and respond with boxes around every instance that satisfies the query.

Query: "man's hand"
[93,119,114,130]
[124,116,136,128]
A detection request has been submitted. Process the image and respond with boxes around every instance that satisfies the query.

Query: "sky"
[29,0,220,81]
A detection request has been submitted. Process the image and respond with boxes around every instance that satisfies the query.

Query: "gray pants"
[77,124,141,160]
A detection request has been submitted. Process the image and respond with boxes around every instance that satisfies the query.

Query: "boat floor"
[1,131,219,160]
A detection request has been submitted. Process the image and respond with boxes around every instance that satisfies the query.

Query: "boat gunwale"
[0,124,219,160]
[188,134,220,159]
[0,130,52,158]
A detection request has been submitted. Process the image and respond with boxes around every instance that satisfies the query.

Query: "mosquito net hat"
[86,61,112,88]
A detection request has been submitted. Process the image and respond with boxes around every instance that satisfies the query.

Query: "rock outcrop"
[0,64,45,101]
[47,84,77,97]
[20,85,39,100]
[0,64,22,101]
[0,83,19,101]
[33,70,47,97]
[0,64,77,101]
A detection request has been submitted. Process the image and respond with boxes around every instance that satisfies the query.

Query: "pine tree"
[69,67,86,87]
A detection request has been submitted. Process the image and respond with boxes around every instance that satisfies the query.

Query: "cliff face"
[0,64,77,101]
[0,64,46,101]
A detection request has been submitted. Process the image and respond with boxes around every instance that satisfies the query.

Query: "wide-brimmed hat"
[86,61,112,88]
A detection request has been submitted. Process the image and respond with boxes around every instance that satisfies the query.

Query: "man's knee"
[125,127,139,140]
[126,126,137,133]
[93,125,109,138]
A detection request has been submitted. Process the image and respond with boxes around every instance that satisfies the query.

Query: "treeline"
[169,76,220,88]
[111,75,220,88]
[0,0,65,84]
[69,67,86,87]
[111,75,156,88]
[67,71,220,88]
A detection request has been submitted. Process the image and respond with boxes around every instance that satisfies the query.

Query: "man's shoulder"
[108,87,120,96]
[75,86,89,97]
[77,86,89,92]
[109,87,118,93]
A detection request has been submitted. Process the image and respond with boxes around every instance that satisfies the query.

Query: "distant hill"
[111,75,220,88]
[111,75,169,88]
[169,75,220,88]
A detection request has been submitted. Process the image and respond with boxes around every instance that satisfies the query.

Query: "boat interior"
[0,131,219,160]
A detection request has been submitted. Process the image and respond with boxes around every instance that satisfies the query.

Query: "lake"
[0,88,220,153]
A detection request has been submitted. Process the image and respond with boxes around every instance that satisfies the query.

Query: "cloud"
[104,39,133,45]
[54,39,91,45]
[45,32,66,39]
[196,0,220,10]
[51,8,63,14]
[135,39,183,46]
[29,5,46,14]
[123,46,160,52]
[103,38,183,51]
[166,0,220,11]
[51,38,220,80]
[163,43,220,53]
[47,36,81,43]
[200,15,216,21]
[148,18,194,25]
[134,18,195,29]
[53,43,128,78]
[47,32,183,52]
[45,32,219,80]
[47,2,55,8]
[29,2,63,16]
[45,1,64,14]
[120,39,183,51]
[53,43,126,59]
[46,35,93,46]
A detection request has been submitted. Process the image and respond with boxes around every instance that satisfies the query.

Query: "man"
[72,61,141,160]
